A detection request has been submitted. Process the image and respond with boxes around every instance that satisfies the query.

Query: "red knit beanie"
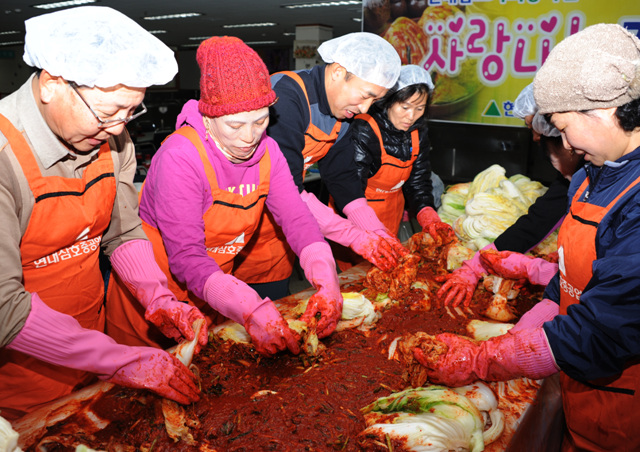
[197,36,276,117]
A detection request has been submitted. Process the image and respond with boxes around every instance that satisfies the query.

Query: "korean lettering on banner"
[365,0,640,125]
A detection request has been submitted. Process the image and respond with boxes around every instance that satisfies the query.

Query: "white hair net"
[23,6,178,88]
[513,83,560,137]
[394,64,434,91]
[318,32,401,89]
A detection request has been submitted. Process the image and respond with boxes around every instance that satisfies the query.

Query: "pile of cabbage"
[359,382,504,451]
[438,164,547,250]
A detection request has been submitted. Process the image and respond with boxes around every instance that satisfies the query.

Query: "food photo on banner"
[364,0,640,125]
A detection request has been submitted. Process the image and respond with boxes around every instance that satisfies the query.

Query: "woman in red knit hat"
[106,36,343,356]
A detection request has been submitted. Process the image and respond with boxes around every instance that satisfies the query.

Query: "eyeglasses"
[69,81,147,129]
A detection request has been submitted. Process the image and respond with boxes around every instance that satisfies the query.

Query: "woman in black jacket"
[351,65,451,239]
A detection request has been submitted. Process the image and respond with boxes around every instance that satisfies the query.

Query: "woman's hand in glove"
[300,292,343,339]
[244,300,301,356]
[436,266,481,307]
[412,329,559,387]
[417,207,456,245]
[299,242,344,338]
[435,244,494,306]
[479,250,558,286]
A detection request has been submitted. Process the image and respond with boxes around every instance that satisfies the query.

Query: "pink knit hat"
[197,36,276,117]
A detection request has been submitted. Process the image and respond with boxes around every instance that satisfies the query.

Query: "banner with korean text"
[363,0,640,125]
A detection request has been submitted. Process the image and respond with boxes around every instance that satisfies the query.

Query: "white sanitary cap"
[394,64,434,91]
[317,32,401,89]
[23,6,178,88]
[513,83,560,137]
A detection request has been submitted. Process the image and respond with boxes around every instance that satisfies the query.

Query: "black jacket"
[351,104,434,217]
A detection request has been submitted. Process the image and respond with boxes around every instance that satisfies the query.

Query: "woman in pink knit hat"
[106,37,343,356]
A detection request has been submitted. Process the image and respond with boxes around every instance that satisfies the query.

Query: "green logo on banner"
[482,100,502,117]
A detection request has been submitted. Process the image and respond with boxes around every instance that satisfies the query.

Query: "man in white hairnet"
[233,32,408,314]
[0,6,208,420]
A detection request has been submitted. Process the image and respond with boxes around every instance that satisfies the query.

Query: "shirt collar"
[17,74,100,169]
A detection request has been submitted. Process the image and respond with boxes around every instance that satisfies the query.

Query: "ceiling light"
[147,30,167,34]
[352,17,361,22]
[33,0,97,9]
[283,32,295,36]
[0,41,23,46]
[143,13,201,20]
[245,41,278,45]
[282,1,361,9]
[188,36,212,41]
[223,22,277,29]
[0,31,20,36]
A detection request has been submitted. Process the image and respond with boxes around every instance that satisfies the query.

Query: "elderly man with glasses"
[0,6,208,421]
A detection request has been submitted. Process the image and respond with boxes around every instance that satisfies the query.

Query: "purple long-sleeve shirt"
[139,100,323,299]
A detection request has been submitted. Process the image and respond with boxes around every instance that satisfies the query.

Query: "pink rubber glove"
[417,206,456,245]
[343,198,408,254]
[8,295,200,404]
[299,191,404,272]
[350,230,406,272]
[479,250,558,285]
[299,242,343,338]
[436,243,496,307]
[110,240,208,348]
[244,299,301,356]
[204,272,300,356]
[412,328,559,387]
[509,299,560,334]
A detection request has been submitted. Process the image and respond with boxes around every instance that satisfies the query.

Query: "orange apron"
[557,175,640,451]
[359,113,420,236]
[233,71,342,284]
[332,114,419,271]
[0,114,116,420]
[106,126,272,348]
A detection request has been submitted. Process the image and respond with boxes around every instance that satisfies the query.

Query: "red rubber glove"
[417,206,456,245]
[436,243,495,307]
[509,299,559,334]
[110,240,208,349]
[244,299,301,356]
[479,250,558,286]
[106,348,200,404]
[144,297,208,349]
[412,329,559,387]
[8,295,200,404]
[299,242,343,338]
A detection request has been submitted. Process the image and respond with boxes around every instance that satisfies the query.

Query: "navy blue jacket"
[543,146,640,382]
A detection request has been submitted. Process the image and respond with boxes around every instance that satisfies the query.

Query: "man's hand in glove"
[107,348,201,404]
[350,229,406,272]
